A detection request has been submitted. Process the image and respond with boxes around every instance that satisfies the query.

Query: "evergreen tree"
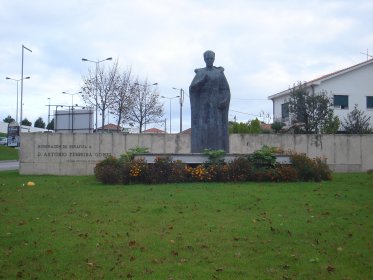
[46,118,54,130]
[3,115,15,123]
[322,115,340,134]
[271,121,285,133]
[288,82,334,134]
[21,118,32,126]
[34,117,46,128]
[342,105,372,134]
[229,119,262,134]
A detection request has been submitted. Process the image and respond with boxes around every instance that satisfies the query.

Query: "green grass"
[0,145,19,161]
[0,132,6,137]
[0,171,372,279]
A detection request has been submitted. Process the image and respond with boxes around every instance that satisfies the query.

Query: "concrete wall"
[20,133,373,175]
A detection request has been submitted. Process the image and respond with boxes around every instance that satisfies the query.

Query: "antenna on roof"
[360,49,373,61]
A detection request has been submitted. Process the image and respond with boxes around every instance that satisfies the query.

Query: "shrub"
[191,165,211,182]
[202,149,226,166]
[119,146,149,164]
[228,157,253,182]
[273,165,299,182]
[271,121,285,133]
[120,162,131,185]
[145,156,172,184]
[94,156,121,184]
[128,158,148,184]
[248,145,277,170]
[206,163,230,182]
[313,157,332,181]
[290,153,331,182]
[169,161,193,183]
[95,149,331,184]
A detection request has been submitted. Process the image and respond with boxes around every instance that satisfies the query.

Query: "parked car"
[0,137,7,145]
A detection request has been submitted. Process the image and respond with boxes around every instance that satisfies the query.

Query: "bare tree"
[126,80,164,133]
[109,67,134,131]
[81,60,120,130]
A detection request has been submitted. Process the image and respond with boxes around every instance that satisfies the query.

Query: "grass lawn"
[0,171,372,279]
[0,145,19,161]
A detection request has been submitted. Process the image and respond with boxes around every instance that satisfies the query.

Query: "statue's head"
[203,50,215,68]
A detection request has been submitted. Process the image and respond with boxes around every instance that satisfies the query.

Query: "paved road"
[0,160,19,171]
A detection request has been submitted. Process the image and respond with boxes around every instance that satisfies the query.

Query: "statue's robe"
[189,66,230,153]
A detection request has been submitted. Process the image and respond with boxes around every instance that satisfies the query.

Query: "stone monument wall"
[19,133,373,175]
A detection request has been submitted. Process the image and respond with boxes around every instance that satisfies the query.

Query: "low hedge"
[94,148,332,185]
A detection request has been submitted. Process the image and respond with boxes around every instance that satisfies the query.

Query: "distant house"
[180,128,191,134]
[268,59,373,128]
[96,123,123,133]
[0,122,48,133]
[143,128,166,134]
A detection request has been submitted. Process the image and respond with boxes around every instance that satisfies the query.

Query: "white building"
[268,58,373,129]
[0,122,48,134]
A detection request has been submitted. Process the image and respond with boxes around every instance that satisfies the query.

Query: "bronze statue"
[189,50,231,153]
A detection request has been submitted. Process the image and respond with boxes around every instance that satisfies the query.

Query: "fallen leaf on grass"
[128,240,137,247]
[215,268,223,272]
[144,268,154,274]
[327,264,335,272]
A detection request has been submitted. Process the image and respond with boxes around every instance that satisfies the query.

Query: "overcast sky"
[1,0,372,132]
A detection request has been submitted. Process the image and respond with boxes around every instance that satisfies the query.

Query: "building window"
[333,95,349,109]
[367,96,373,109]
[281,103,289,121]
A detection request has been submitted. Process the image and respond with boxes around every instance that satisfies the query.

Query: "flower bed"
[94,146,331,185]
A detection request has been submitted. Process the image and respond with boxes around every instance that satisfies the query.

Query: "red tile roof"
[180,128,191,134]
[308,58,373,84]
[269,58,373,99]
[97,123,122,131]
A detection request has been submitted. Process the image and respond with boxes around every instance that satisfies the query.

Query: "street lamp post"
[6,76,30,123]
[62,91,82,107]
[172,87,184,133]
[20,45,32,123]
[47,98,51,129]
[81,57,112,132]
[20,45,32,126]
[161,95,180,134]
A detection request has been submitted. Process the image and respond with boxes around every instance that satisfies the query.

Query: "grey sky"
[1,0,372,131]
